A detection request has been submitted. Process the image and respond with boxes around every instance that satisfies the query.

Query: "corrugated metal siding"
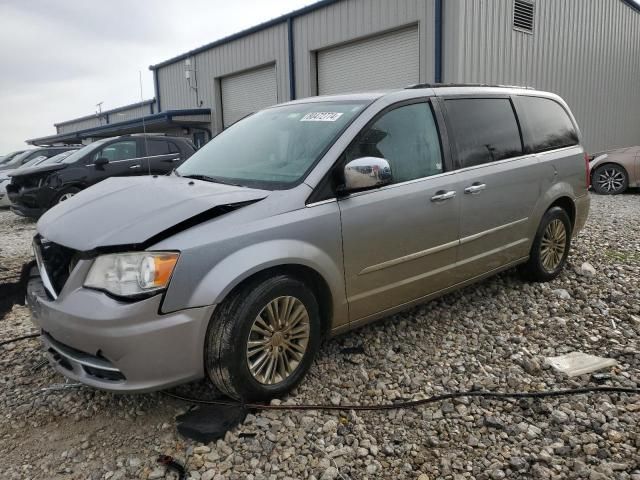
[221,65,278,127]
[57,117,105,134]
[156,23,289,112]
[293,0,437,98]
[444,0,640,153]
[109,103,151,122]
[56,102,154,134]
[317,26,420,95]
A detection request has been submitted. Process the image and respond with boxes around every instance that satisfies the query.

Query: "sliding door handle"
[431,190,456,202]
[464,183,486,194]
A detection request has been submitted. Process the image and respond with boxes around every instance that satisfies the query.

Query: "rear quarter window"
[146,140,171,156]
[444,98,523,168]
[517,96,579,152]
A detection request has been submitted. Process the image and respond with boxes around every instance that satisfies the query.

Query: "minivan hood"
[38,175,270,251]
[11,163,67,177]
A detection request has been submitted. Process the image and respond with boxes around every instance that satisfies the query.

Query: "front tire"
[519,207,572,282]
[592,164,628,195]
[53,186,81,205]
[205,275,322,401]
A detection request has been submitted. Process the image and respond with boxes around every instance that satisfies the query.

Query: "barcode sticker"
[300,112,344,122]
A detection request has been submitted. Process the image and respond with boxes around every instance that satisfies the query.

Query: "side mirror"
[342,157,392,192]
[94,157,109,167]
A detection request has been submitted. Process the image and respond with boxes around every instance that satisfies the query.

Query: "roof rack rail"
[406,83,535,90]
[126,133,167,137]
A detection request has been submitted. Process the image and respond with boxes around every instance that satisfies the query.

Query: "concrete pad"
[545,352,618,377]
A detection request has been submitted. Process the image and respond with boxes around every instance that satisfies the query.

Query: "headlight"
[84,252,179,297]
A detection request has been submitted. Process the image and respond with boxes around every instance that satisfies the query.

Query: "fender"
[588,153,611,172]
[163,239,349,328]
[526,180,579,243]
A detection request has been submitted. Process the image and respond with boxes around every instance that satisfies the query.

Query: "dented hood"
[37,175,269,251]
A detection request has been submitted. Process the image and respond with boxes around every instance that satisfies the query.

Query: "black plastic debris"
[340,345,365,355]
[176,404,248,443]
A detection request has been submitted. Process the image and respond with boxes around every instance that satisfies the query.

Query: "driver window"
[93,141,137,162]
[344,102,443,184]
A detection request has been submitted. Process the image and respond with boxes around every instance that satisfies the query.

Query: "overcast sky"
[0,0,314,153]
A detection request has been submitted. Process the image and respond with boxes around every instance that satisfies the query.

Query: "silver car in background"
[26,86,589,400]
[589,146,640,195]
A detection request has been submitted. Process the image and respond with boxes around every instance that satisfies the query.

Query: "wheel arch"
[548,196,576,230]
[218,264,335,338]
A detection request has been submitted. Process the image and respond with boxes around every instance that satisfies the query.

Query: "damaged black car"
[7,134,196,218]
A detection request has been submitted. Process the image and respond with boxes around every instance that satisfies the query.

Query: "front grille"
[35,235,77,295]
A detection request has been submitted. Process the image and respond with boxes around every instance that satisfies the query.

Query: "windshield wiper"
[180,174,243,187]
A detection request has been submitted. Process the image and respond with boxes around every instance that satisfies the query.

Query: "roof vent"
[513,0,534,33]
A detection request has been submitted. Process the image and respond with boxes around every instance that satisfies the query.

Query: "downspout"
[434,0,444,83]
[153,69,162,112]
[287,16,296,100]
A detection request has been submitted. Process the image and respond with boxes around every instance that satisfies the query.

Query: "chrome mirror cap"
[343,157,392,192]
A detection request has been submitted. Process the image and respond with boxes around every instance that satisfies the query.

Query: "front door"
[90,139,142,182]
[338,101,461,321]
[442,97,541,281]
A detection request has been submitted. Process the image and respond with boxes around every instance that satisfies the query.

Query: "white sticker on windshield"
[300,112,344,122]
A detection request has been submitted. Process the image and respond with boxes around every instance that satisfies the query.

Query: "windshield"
[42,149,78,164]
[176,101,367,189]
[19,156,49,169]
[61,139,111,164]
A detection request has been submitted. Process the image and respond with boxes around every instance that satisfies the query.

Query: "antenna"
[139,71,151,176]
[96,102,104,124]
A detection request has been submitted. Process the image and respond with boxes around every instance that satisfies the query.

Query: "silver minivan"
[27,86,590,400]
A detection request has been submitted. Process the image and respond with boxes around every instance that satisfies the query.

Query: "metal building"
[28,0,640,154]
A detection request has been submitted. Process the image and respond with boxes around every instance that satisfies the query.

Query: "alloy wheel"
[540,219,567,272]
[596,168,625,193]
[246,296,310,385]
[58,193,76,203]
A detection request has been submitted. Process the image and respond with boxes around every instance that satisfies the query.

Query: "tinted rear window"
[445,98,523,168]
[146,140,171,156]
[518,96,579,152]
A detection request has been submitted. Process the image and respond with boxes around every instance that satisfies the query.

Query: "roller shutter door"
[221,65,277,128]
[317,27,420,96]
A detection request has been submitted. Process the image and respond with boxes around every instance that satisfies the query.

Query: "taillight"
[584,153,590,188]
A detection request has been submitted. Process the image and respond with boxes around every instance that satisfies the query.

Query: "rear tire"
[592,164,628,195]
[205,274,322,401]
[519,206,572,282]
[53,186,81,206]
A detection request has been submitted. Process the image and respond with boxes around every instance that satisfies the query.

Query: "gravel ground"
[0,193,639,480]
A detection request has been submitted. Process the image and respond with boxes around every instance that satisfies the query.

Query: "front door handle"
[129,164,141,169]
[431,190,457,202]
[464,183,486,194]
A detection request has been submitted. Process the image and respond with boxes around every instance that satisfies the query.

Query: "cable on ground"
[163,385,639,412]
[0,332,40,347]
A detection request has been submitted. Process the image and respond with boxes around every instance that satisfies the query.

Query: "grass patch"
[604,248,640,263]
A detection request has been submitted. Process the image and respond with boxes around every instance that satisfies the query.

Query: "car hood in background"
[10,163,67,177]
[37,175,270,251]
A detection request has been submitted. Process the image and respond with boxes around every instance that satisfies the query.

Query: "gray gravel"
[1,193,639,480]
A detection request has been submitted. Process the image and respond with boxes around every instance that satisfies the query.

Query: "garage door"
[317,27,420,96]
[221,64,277,128]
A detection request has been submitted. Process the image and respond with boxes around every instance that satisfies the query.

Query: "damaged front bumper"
[26,266,215,393]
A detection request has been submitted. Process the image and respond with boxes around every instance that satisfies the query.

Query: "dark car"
[7,135,196,217]
[0,146,78,172]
